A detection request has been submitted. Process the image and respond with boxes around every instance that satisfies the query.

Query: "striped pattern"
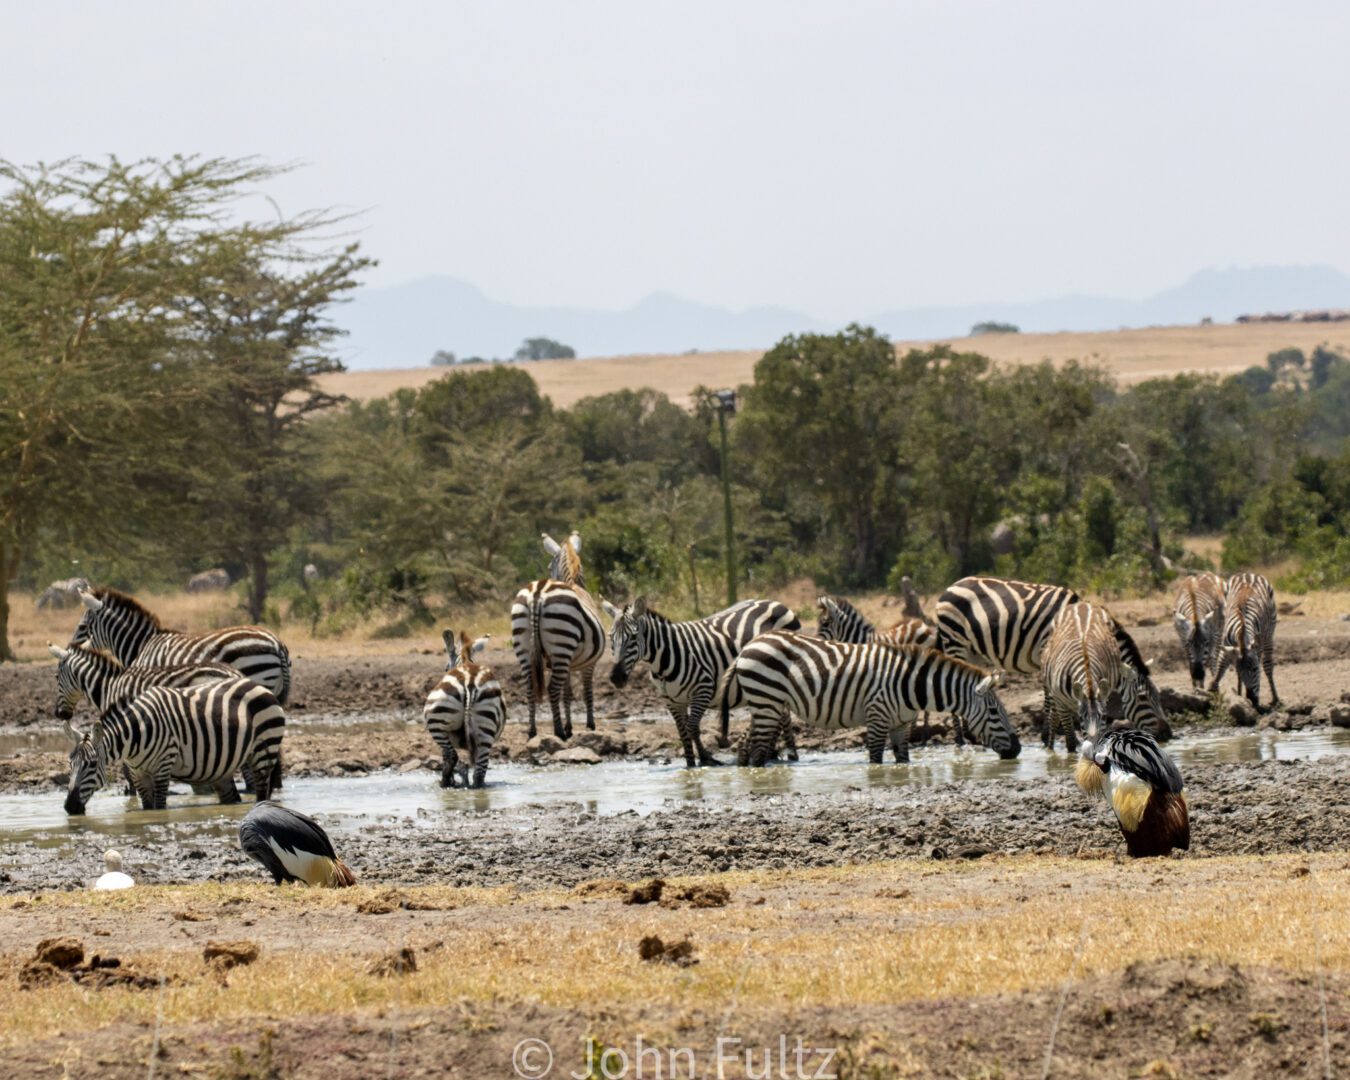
[542,531,584,587]
[1172,573,1225,689]
[603,597,800,767]
[715,631,1020,767]
[1041,603,1165,751]
[935,577,1081,673]
[510,579,605,740]
[1210,572,1279,709]
[64,677,286,813]
[51,643,238,721]
[816,595,937,649]
[423,630,506,788]
[70,587,291,704]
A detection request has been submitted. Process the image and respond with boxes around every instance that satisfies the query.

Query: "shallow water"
[2,727,1347,859]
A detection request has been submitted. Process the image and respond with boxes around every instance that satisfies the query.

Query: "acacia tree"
[174,241,372,622]
[0,156,300,660]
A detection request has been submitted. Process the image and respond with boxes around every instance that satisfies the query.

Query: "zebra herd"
[44,540,1281,859]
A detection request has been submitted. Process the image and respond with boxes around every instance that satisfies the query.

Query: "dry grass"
[2,855,1347,1045]
[319,322,1350,407]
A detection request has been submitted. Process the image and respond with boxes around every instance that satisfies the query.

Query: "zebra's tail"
[711,661,740,712]
[276,643,292,706]
[527,594,546,704]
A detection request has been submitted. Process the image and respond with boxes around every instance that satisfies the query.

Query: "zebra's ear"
[632,596,647,618]
[568,530,582,555]
[470,635,490,656]
[600,598,620,619]
[79,590,103,612]
[62,718,80,744]
[441,629,459,666]
[48,642,70,661]
[541,533,561,557]
[975,675,995,694]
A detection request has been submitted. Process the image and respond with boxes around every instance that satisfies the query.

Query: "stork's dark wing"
[1096,731,1184,794]
[240,802,339,860]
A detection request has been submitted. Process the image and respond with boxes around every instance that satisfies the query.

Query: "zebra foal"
[715,632,1020,768]
[1172,572,1224,689]
[423,630,505,788]
[63,677,286,814]
[1041,603,1165,751]
[602,597,799,767]
[1209,572,1279,709]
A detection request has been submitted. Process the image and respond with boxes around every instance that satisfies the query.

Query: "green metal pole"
[718,407,737,604]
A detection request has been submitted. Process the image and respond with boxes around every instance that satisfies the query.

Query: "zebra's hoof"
[715,734,731,750]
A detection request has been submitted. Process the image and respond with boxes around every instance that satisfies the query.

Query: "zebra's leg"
[888,713,913,764]
[122,764,136,798]
[686,692,723,766]
[580,662,597,731]
[214,777,242,805]
[669,705,697,768]
[864,706,892,765]
[270,749,283,792]
[132,770,156,811]
[521,654,539,740]
[746,709,781,768]
[779,714,799,762]
[472,730,489,789]
[548,657,569,741]
[1263,642,1280,707]
[1208,649,1232,695]
[152,768,172,811]
[440,747,459,789]
[717,698,732,750]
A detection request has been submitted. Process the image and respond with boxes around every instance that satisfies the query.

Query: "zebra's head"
[68,587,104,648]
[816,596,843,640]
[542,532,584,587]
[964,673,1021,760]
[442,629,490,672]
[1223,644,1262,708]
[600,597,647,688]
[63,719,109,816]
[49,642,122,721]
[1175,610,1217,686]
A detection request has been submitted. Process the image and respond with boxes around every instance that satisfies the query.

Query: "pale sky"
[5,1,1348,320]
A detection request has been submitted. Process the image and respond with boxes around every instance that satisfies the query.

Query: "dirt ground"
[0,856,1346,1078]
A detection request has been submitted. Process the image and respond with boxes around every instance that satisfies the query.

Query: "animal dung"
[638,935,697,966]
[202,940,260,969]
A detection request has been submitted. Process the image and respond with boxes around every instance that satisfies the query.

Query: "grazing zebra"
[1209,572,1279,709]
[1041,603,1165,752]
[63,677,285,814]
[70,587,291,704]
[601,597,800,768]
[1076,728,1189,857]
[714,632,1021,768]
[423,630,505,788]
[1172,573,1225,689]
[511,534,605,740]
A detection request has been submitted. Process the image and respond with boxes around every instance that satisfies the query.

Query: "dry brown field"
[320,320,1350,407]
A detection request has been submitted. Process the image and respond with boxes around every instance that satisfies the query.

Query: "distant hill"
[333,265,1350,369]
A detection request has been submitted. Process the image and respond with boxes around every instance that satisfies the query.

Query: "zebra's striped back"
[935,577,1080,673]
[718,631,1019,766]
[52,642,239,721]
[817,595,937,649]
[1211,572,1278,708]
[1172,573,1224,687]
[424,631,506,788]
[70,587,291,703]
[64,677,285,813]
[1042,603,1164,748]
[510,578,605,739]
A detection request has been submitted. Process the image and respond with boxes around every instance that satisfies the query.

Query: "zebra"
[816,594,957,746]
[935,576,1082,673]
[510,533,606,740]
[1172,572,1225,689]
[423,630,505,788]
[63,677,286,814]
[70,586,291,704]
[1209,572,1279,709]
[713,631,1021,768]
[601,597,800,768]
[1040,603,1166,752]
[49,642,249,797]
[542,531,585,587]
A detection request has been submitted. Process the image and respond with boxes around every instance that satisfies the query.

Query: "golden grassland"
[1,854,1346,1045]
[319,321,1350,407]
[9,573,1349,665]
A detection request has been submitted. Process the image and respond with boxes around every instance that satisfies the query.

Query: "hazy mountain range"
[333,265,1350,369]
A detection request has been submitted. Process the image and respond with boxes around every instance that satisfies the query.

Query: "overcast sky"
[5,1,1348,319]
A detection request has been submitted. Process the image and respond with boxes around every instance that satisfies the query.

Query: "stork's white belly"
[95,871,135,891]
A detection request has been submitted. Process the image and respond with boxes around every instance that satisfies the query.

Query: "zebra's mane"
[873,641,991,678]
[71,643,125,669]
[92,587,166,630]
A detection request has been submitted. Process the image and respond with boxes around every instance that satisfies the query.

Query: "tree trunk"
[248,551,269,624]
[0,544,15,662]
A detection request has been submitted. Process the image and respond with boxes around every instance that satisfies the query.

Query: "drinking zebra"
[1041,602,1166,752]
[510,533,605,740]
[63,677,285,814]
[1209,572,1279,709]
[1172,572,1225,689]
[70,587,291,703]
[714,631,1020,768]
[601,597,800,767]
[423,630,505,788]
